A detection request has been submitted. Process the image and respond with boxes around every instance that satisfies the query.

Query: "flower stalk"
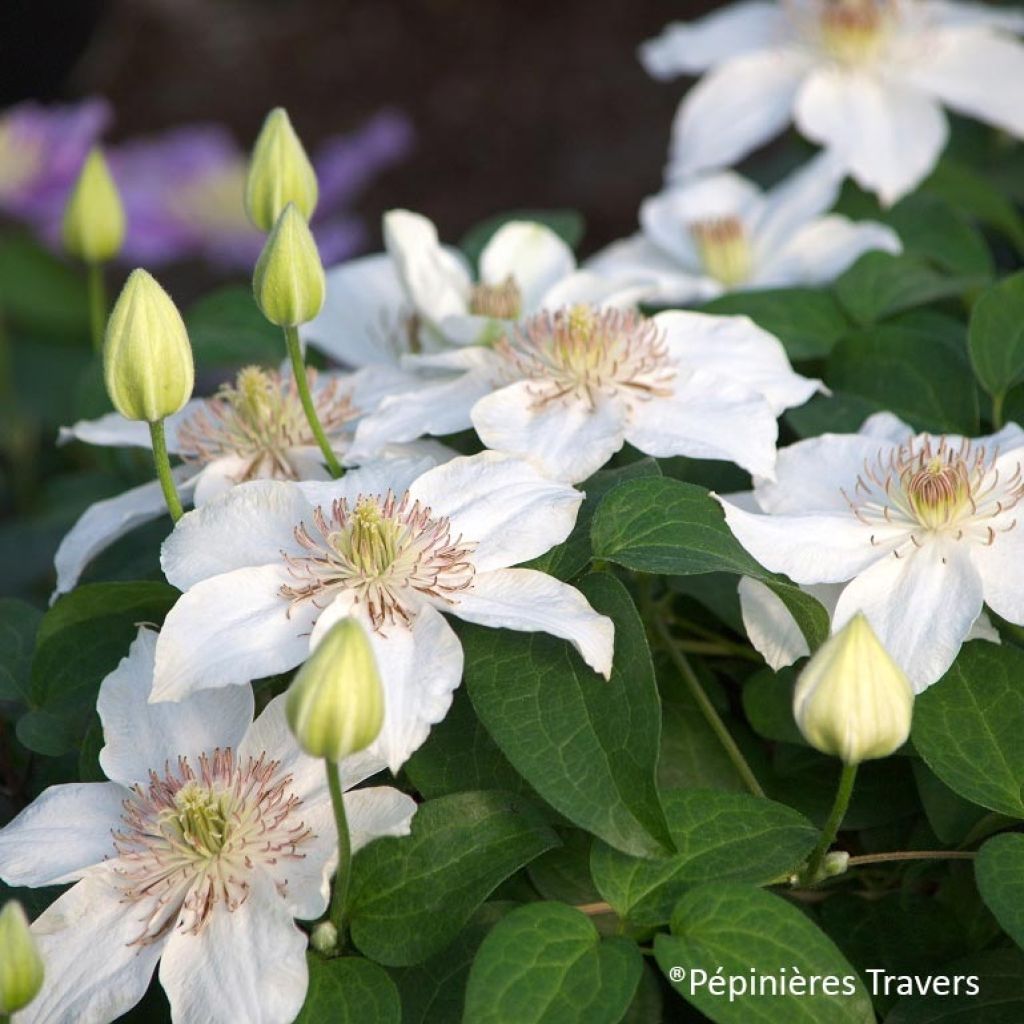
[325,759,353,941]
[800,762,858,885]
[284,325,342,478]
[149,419,183,522]
[86,262,106,353]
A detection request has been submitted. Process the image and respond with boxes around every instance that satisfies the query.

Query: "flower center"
[176,366,357,480]
[470,276,522,319]
[842,436,1024,553]
[818,0,890,63]
[113,749,312,944]
[280,491,476,629]
[495,304,676,408]
[690,217,752,287]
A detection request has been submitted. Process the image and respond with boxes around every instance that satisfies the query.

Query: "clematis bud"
[104,269,195,422]
[0,901,44,1015]
[286,617,384,762]
[793,613,914,765]
[309,921,339,956]
[253,204,325,327]
[244,107,318,232]
[62,147,125,263]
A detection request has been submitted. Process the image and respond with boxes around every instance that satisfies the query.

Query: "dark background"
[0,0,714,261]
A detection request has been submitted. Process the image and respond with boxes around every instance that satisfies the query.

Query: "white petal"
[757,214,902,287]
[383,209,471,324]
[97,627,254,788]
[58,411,153,450]
[641,173,762,268]
[152,564,317,701]
[53,470,196,600]
[0,783,124,885]
[656,310,821,414]
[451,567,614,679]
[794,68,948,205]
[408,451,584,572]
[858,412,916,442]
[190,456,258,506]
[159,869,308,1024]
[902,27,1024,138]
[302,252,411,367]
[971,524,1024,626]
[298,455,441,510]
[20,872,163,1024]
[640,2,794,77]
[161,480,313,591]
[538,269,658,311]
[480,221,577,313]
[585,235,721,305]
[717,496,890,584]
[625,370,780,478]
[472,381,627,484]
[833,539,984,692]
[667,49,811,179]
[738,576,811,670]
[924,0,1024,32]
[344,786,418,853]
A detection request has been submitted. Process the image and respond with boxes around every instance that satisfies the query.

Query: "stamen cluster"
[469,276,522,319]
[689,216,753,286]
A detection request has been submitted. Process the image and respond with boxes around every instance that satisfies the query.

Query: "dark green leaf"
[185,286,282,366]
[528,830,601,905]
[0,598,42,704]
[743,669,804,746]
[0,234,89,338]
[296,957,401,1024]
[785,389,883,439]
[925,158,1024,254]
[975,833,1024,952]
[968,271,1024,399]
[886,192,994,279]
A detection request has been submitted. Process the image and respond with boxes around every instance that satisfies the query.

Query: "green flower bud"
[286,618,384,762]
[104,269,195,422]
[253,204,325,327]
[63,147,125,263]
[0,901,44,1015]
[309,920,339,956]
[793,613,914,765]
[244,107,318,232]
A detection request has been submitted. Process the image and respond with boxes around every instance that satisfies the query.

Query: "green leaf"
[925,158,1024,254]
[743,669,805,746]
[0,598,42,703]
[524,459,661,581]
[700,288,851,361]
[834,251,979,326]
[591,478,828,650]
[968,271,1024,399]
[185,286,282,366]
[462,903,642,1024]
[529,830,601,905]
[0,234,89,339]
[463,573,671,857]
[460,211,585,269]
[827,310,979,435]
[785,389,883,439]
[913,641,1024,818]
[975,833,1024,952]
[18,582,179,755]
[886,192,994,279]
[655,883,875,1024]
[296,957,401,1024]
[590,789,817,926]
[659,700,749,793]
[913,761,991,846]
[348,791,558,966]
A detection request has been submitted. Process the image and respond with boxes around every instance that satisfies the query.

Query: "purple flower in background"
[0,98,110,226]
[110,109,414,269]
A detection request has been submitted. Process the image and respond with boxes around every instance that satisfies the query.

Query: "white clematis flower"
[642,0,1024,204]
[587,152,901,304]
[151,451,615,770]
[717,412,1024,691]
[0,628,415,1024]
[52,365,450,600]
[350,307,821,484]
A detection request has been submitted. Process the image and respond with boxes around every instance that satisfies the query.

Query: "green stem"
[802,762,858,884]
[992,390,1006,430]
[87,262,106,353]
[653,616,765,799]
[325,760,352,937]
[284,325,343,478]
[846,850,975,867]
[148,419,183,523]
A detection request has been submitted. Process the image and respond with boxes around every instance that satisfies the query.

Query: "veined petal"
[472,381,627,484]
[152,564,316,701]
[585,235,721,305]
[639,2,794,77]
[20,871,163,1024]
[625,370,779,479]
[408,451,584,572]
[97,627,254,788]
[159,869,308,1024]
[667,49,811,179]
[450,567,614,679]
[480,221,576,313]
[0,783,124,886]
[832,538,983,691]
[794,68,948,205]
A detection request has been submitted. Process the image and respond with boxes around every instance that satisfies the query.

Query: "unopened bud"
[244,108,318,232]
[253,204,325,327]
[63,147,125,263]
[309,920,339,956]
[0,901,44,1015]
[286,617,384,761]
[104,269,195,422]
[793,613,913,765]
